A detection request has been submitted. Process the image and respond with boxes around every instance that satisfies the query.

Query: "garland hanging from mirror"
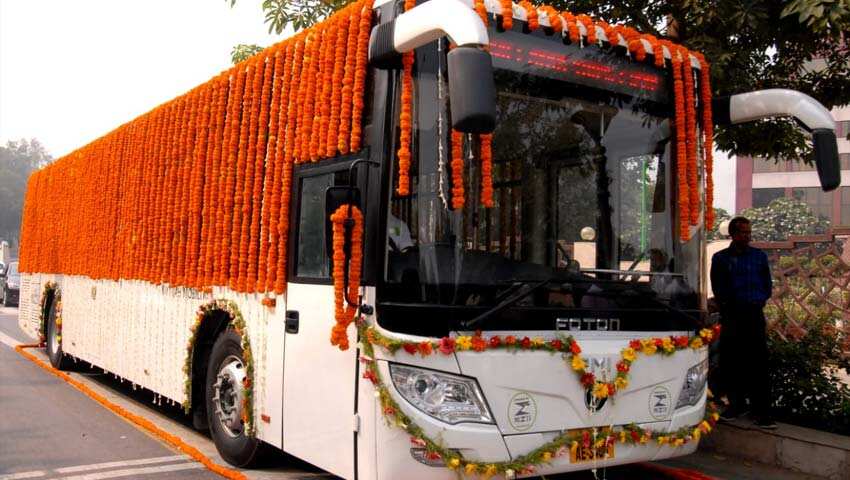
[330,204,364,351]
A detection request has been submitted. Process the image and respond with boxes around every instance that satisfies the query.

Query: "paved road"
[2,305,809,480]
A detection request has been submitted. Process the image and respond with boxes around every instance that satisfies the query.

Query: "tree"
[0,139,52,255]
[231,0,849,161]
[741,197,829,241]
[231,43,264,64]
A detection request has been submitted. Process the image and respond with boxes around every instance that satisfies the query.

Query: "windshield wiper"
[461,278,555,330]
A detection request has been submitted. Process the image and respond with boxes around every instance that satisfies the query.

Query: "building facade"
[736,106,850,224]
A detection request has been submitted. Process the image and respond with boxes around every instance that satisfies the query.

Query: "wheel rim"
[213,354,246,438]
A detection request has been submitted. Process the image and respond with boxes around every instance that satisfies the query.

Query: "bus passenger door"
[282,164,357,479]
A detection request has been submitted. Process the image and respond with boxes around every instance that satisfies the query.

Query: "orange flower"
[499,0,513,30]
[480,134,494,207]
[561,11,580,44]
[474,0,488,25]
[520,1,538,30]
[350,0,373,152]
[451,130,465,210]
[663,41,690,241]
[681,46,699,227]
[576,14,596,44]
[540,6,561,31]
[327,10,350,157]
[695,52,715,229]
[229,61,256,291]
[338,6,360,154]
[330,205,364,350]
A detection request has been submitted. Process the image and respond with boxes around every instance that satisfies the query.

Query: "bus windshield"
[380,30,703,334]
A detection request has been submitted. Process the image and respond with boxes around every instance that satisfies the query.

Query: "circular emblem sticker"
[508,392,537,431]
[648,386,671,420]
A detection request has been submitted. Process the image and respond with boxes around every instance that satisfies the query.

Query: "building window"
[836,120,850,139]
[752,188,785,208]
[841,153,850,170]
[752,158,787,173]
[792,187,833,222]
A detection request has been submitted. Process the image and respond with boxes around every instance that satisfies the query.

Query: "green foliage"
[767,315,850,435]
[227,0,353,34]
[231,43,265,64]
[707,207,731,240]
[741,197,829,241]
[0,139,52,254]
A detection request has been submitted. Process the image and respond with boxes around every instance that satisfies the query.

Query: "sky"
[0,0,737,212]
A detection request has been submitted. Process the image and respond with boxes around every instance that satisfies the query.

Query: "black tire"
[1,288,7,307]
[45,297,70,370]
[205,329,260,467]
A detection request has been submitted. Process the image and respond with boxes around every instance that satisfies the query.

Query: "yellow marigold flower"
[701,420,712,433]
[465,463,478,474]
[615,376,629,391]
[619,431,626,443]
[532,336,546,347]
[657,436,668,445]
[621,347,636,362]
[455,336,472,350]
[673,438,685,447]
[699,328,714,341]
[662,337,675,353]
[541,451,552,462]
[640,433,649,444]
[711,412,720,421]
[483,464,498,479]
[448,457,461,469]
[592,382,609,398]
[690,337,704,350]
[692,428,701,440]
[570,441,579,455]
[594,438,605,449]
[571,355,587,371]
[641,338,657,355]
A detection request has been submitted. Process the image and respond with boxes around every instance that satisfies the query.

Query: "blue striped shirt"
[711,246,773,306]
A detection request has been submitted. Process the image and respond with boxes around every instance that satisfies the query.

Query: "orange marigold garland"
[474,0,488,25]
[519,1,538,30]
[480,134,494,207]
[499,0,513,30]
[327,10,349,157]
[576,14,596,44]
[396,0,415,196]
[338,6,360,154]
[666,42,690,241]
[330,205,364,351]
[681,47,699,227]
[451,130,465,210]
[695,52,715,230]
[561,11,580,44]
[540,5,561,31]
[350,0,373,152]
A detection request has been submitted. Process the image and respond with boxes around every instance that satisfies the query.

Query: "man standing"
[711,216,776,429]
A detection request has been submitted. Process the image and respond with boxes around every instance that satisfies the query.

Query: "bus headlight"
[676,358,708,409]
[389,364,494,424]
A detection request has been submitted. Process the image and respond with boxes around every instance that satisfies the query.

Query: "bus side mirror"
[813,129,840,191]
[447,46,496,134]
[325,186,362,263]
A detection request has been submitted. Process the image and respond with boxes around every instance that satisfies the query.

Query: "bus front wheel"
[205,329,261,467]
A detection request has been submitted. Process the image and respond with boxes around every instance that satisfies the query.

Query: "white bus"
[18,0,840,478]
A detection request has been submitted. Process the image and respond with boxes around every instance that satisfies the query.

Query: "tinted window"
[295,170,351,278]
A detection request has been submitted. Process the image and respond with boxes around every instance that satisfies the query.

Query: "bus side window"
[296,173,335,278]
[294,167,353,280]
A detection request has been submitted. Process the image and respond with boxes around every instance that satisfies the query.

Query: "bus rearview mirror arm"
[368,0,497,133]
[712,89,840,191]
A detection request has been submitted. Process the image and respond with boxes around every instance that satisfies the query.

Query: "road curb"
[699,420,850,479]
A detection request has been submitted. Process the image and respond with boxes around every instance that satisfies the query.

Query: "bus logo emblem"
[649,386,671,419]
[508,392,537,431]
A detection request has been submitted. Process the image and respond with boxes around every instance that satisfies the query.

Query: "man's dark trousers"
[720,302,770,418]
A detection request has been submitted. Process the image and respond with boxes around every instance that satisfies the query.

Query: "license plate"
[569,434,615,463]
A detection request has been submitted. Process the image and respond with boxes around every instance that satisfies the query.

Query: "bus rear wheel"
[205,329,261,467]
[45,297,70,370]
